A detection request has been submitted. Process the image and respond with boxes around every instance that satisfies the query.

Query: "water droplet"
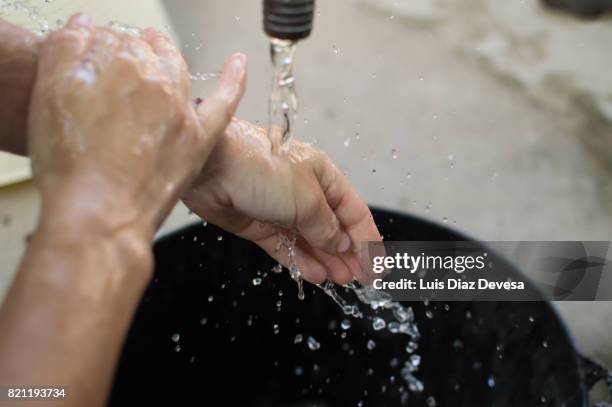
[426,396,437,406]
[200,317,207,325]
[408,354,421,369]
[332,44,339,55]
[529,316,535,322]
[307,336,321,351]
[217,235,223,241]
[174,345,181,352]
[388,322,400,333]
[367,339,377,350]
[425,310,434,319]
[453,339,464,350]
[252,277,262,286]
[273,324,280,334]
[171,333,180,342]
[487,376,495,388]
[406,341,418,353]
[341,319,352,330]
[234,15,241,21]
[207,295,214,302]
[272,264,283,274]
[294,334,303,344]
[344,138,351,147]
[542,341,549,348]
[372,317,386,330]
[294,366,304,376]
[391,149,398,159]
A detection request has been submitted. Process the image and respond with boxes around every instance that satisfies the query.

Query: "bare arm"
[0,18,38,155]
[0,14,246,407]
[0,206,152,405]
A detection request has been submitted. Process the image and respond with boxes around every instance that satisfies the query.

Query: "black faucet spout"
[263,0,315,41]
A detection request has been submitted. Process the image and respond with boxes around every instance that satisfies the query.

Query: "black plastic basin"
[110,208,588,406]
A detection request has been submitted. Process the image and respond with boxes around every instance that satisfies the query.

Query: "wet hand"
[183,120,382,285]
[28,14,246,240]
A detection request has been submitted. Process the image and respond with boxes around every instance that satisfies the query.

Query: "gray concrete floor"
[165,0,612,398]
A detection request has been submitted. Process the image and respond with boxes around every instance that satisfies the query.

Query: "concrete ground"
[0,0,610,402]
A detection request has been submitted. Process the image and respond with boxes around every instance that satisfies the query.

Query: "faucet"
[263,0,315,42]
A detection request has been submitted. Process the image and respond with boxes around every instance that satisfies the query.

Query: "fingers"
[196,53,247,141]
[254,234,328,285]
[310,153,382,284]
[297,186,352,255]
[85,28,121,74]
[319,160,381,247]
[39,14,93,78]
[306,247,354,285]
[140,27,188,94]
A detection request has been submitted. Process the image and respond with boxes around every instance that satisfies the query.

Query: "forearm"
[0,212,152,406]
[0,19,39,155]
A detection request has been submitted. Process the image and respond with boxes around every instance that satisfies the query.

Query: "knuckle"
[322,216,340,244]
[45,29,80,49]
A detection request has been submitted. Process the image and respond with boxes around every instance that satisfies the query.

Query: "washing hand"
[28,14,246,243]
[184,120,382,285]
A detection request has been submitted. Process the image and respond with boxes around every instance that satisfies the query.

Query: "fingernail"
[69,13,92,28]
[337,233,351,253]
[227,53,246,79]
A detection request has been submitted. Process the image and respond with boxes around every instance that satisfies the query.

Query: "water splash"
[189,71,219,82]
[277,232,304,300]
[318,281,423,392]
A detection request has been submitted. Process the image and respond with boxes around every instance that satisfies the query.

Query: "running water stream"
[267,38,424,393]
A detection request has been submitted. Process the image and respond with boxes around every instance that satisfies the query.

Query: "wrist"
[38,173,157,242]
[35,180,156,282]
[32,216,154,284]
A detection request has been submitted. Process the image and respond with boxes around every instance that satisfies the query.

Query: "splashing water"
[276,232,304,300]
[265,36,423,393]
[317,280,423,392]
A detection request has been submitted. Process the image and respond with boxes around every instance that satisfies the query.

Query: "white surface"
[0,153,30,187]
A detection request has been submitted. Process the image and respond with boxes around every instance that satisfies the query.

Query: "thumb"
[196,53,247,139]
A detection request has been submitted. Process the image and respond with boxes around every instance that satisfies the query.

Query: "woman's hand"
[183,120,381,286]
[28,14,246,243]
[0,16,248,404]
